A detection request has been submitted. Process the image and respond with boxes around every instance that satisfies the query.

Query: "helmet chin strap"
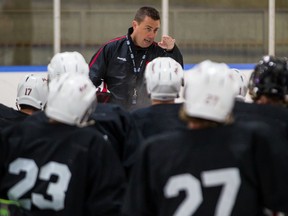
[16,102,20,111]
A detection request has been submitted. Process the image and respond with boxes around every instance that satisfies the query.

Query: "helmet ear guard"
[183,60,238,123]
[230,68,248,102]
[45,73,97,127]
[145,57,184,101]
[181,77,185,87]
[16,74,48,110]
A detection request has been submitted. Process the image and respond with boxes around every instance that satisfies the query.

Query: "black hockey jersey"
[0,103,28,130]
[0,112,126,216]
[122,122,288,216]
[89,103,142,176]
[233,101,288,140]
[131,103,186,140]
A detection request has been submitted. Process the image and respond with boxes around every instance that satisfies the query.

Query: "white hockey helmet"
[230,68,248,101]
[183,60,238,122]
[16,73,48,110]
[145,57,184,101]
[45,73,97,127]
[47,51,89,82]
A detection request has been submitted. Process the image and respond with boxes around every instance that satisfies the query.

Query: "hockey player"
[0,104,26,129]
[0,73,48,130]
[47,51,89,82]
[90,102,141,177]
[15,73,48,115]
[248,55,288,106]
[122,60,288,216]
[233,55,288,140]
[48,51,142,177]
[0,73,126,215]
[131,57,186,140]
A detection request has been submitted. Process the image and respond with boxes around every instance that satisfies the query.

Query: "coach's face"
[131,16,160,48]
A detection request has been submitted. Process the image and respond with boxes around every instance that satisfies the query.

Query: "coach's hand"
[158,35,175,51]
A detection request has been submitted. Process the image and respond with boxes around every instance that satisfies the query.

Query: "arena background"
[0,65,253,108]
[0,0,287,107]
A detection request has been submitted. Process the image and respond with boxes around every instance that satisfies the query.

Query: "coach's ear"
[132,20,138,30]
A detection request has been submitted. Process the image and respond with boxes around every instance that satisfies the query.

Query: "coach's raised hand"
[158,35,176,51]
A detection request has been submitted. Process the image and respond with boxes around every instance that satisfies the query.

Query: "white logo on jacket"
[117,57,127,62]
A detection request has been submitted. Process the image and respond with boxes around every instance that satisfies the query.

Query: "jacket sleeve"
[89,46,109,87]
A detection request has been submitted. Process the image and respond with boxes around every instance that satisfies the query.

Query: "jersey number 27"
[164,168,241,216]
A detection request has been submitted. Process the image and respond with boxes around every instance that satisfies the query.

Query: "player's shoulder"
[233,120,287,153]
[143,121,271,147]
[259,103,288,119]
[0,103,13,115]
[131,106,152,120]
[132,103,179,117]
[11,111,48,131]
[77,124,105,138]
[234,101,288,119]
[151,103,183,113]
[95,103,128,116]
[92,103,133,126]
[0,112,39,137]
[0,103,27,120]
[234,104,285,131]
[233,100,256,112]
[142,129,187,150]
[232,120,274,136]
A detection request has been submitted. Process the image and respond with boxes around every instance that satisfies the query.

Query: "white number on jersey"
[8,158,72,210]
[164,168,241,216]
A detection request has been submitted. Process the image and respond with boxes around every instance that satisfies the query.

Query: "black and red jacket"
[89,27,183,111]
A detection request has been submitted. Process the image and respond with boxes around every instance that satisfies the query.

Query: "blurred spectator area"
[0,0,287,65]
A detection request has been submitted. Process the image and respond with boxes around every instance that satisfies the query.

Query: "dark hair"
[134,6,160,23]
[179,106,233,126]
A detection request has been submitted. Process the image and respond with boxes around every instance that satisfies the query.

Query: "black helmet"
[248,55,288,100]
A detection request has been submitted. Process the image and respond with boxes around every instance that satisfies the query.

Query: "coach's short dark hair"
[134,6,160,23]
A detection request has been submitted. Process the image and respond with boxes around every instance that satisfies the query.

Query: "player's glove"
[0,198,32,216]
[96,81,111,103]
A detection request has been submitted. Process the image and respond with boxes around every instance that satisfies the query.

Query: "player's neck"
[255,95,285,107]
[187,121,223,129]
[152,99,175,105]
[20,109,34,115]
[187,122,207,129]
[48,118,63,124]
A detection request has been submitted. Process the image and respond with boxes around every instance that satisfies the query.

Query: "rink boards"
[0,64,254,108]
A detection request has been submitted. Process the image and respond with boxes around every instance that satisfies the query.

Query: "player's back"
[123,121,288,216]
[90,103,141,176]
[0,103,27,130]
[0,112,126,216]
[131,103,186,140]
[233,101,288,140]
